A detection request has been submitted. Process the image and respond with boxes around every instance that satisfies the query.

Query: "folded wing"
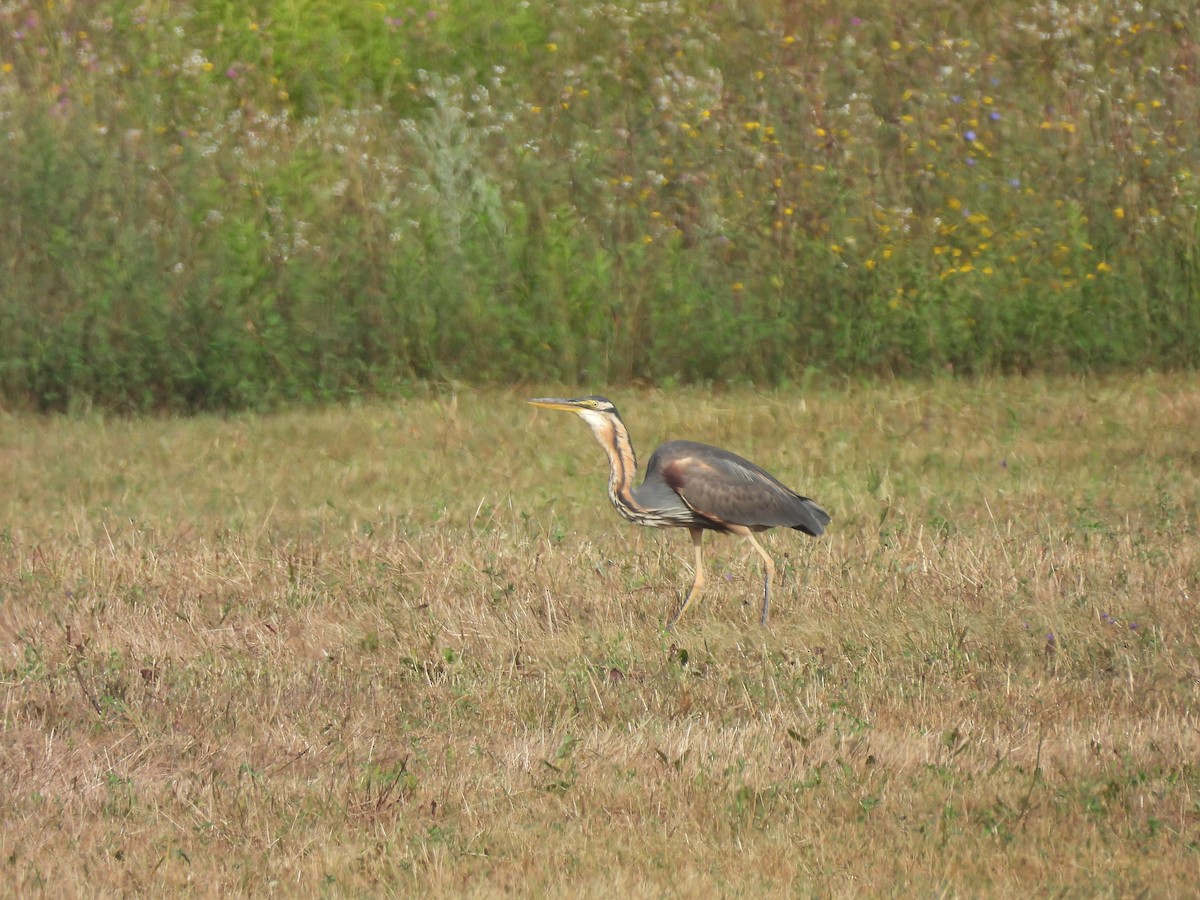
[644,440,830,536]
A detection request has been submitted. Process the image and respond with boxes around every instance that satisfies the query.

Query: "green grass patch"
[2,3,1200,410]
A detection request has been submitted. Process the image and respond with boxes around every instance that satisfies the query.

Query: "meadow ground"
[1,376,1198,895]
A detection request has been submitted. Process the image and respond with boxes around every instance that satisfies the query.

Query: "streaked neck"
[581,413,644,522]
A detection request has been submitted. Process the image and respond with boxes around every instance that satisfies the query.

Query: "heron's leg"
[665,528,706,630]
[741,532,776,625]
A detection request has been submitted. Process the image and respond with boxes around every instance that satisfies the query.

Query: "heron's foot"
[665,590,700,630]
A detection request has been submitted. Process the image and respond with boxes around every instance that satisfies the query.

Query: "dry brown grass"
[2,377,1198,895]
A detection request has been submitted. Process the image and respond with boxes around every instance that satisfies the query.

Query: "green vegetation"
[1,378,1198,892]
[0,1,1197,411]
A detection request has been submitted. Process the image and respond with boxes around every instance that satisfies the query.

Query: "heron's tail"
[791,497,831,536]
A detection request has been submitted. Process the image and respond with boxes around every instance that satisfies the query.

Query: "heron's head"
[528,396,623,439]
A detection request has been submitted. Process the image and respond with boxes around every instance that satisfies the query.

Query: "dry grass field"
[2,376,1198,895]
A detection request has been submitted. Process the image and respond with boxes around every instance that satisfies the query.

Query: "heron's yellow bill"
[527,397,589,412]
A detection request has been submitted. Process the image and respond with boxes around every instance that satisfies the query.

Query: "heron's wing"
[628,475,709,528]
[646,440,830,535]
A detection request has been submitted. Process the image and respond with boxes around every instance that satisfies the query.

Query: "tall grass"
[2,1,1199,410]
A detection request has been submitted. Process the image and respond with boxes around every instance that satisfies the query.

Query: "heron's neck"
[591,417,644,522]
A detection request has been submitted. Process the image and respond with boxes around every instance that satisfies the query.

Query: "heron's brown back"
[647,440,829,535]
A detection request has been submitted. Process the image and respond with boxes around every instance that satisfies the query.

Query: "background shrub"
[1,1,1198,410]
